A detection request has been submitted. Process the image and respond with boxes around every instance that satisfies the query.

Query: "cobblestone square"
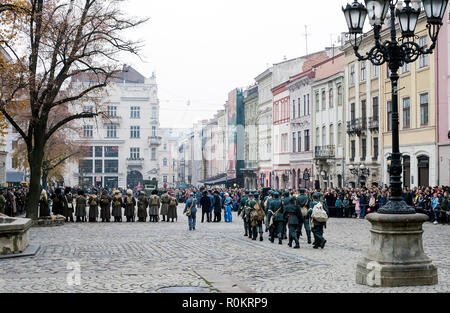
[1,206,450,293]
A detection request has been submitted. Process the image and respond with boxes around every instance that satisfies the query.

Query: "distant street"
[1,205,450,293]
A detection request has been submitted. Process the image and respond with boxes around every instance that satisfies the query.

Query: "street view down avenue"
[1,0,450,298]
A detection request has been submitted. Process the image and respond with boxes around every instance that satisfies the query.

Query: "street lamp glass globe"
[422,0,449,24]
[349,165,355,170]
[365,0,390,25]
[360,164,366,170]
[397,2,421,37]
[343,0,368,34]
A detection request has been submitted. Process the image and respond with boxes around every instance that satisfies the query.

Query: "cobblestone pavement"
[1,205,450,293]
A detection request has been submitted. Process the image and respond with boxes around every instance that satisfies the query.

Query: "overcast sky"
[121,0,352,129]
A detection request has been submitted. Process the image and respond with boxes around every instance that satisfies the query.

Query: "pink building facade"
[437,7,450,186]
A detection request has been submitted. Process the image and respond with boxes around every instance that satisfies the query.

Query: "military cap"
[298,188,306,194]
[283,191,290,197]
[245,190,250,194]
[312,192,321,199]
[272,192,280,198]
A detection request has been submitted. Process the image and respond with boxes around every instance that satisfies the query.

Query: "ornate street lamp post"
[349,164,370,187]
[343,0,447,287]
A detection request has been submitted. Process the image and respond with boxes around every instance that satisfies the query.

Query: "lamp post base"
[356,213,438,287]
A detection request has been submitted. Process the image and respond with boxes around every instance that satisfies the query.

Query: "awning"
[201,173,228,186]
[6,172,25,183]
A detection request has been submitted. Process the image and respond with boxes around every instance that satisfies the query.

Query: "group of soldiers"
[238,188,329,250]
[39,188,180,223]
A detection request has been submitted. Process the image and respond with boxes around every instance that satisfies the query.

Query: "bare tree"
[0,0,148,219]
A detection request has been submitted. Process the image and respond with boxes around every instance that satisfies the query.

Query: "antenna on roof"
[302,25,311,56]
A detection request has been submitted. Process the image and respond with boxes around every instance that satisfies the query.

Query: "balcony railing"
[369,117,379,132]
[127,158,144,167]
[102,115,122,124]
[315,145,336,159]
[347,118,366,135]
[148,136,162,146]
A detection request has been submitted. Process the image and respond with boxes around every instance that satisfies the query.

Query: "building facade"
[344,31,382,188]
[242,85,259,189]
[437,6,450,186]
[312,53,346,190]
[66,66,161,190]
[380,14,438,188]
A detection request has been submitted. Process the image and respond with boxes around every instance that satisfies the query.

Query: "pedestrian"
[160,191,170,222]
[183,192,197,231]
[224,193,233,223]
[343,195,350,218]
[213,191,222,222]
[296,188,311,244]
[64,187,75,222]
[39,189,50,218]
[75,190,87,223]
[307,192,329,249]
[250,192,265,241]
[167,193,178,222]
[238,190,250,235]
[283,191,302,249]
[200,191,211,223]
[148,190,160,223]
[268,192,283,245]
[123,189,136,223]
[111,190,123,222]
[0,189,6,215]
[88,190,99,222]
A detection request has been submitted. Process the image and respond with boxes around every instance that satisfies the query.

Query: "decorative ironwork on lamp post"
[343,0,448,214]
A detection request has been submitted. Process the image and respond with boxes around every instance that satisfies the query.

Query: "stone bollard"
[356,213,438,287]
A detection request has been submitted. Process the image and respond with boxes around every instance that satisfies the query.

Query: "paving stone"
[1,206,449,293]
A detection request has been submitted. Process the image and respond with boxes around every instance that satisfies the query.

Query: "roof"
[71,64,146,84]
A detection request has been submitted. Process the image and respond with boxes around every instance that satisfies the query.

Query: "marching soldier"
[283,191,302,249]
[112,191,123,222]
[99,190,112,223]
[137,191,149,222]
[307,192,329,249]
[148,190,161,222]
[296,188,311,244]
[281,191,288,240]
[268,192,284,245]
[160,191,170,222]
[264,190,273,232]
[123,189,136,222]
[250,191,265,241]
[88,190,99,222]
[75,190,87,223]
[238,190,250,236]
[167,194,178,222]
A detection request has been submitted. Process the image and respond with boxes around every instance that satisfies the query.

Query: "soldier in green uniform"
[307,192,329,249]
[263,190,273,232]
[268,192,283,245]
[238,190,250,237]
[244,192,256,240]
[282,191,302,249]
[250,191,265,241]
[296,188,311,244]
[281,191,288,240]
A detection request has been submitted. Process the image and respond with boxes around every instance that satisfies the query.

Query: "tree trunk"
[26,141,45,220]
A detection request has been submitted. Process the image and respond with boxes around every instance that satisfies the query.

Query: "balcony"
[148,136,162,147]
[102,115,122,125]
[127,158,144,168]
[315,145,336,159]
[369,117,379,132]
[347,118,366,136]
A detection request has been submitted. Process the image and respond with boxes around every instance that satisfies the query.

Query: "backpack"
[169,198,177,206]
[250,203,265,226]
[102,197,109,205]
[311,202,328,223]
[151,196,159,206]
[90,198,97,206]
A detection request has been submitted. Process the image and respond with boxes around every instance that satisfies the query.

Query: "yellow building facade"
[380,14,437,188]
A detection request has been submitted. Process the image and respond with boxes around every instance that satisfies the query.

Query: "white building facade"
[65,66,161,190]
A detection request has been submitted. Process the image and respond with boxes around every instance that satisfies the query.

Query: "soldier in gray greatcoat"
[148,190,161,222]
